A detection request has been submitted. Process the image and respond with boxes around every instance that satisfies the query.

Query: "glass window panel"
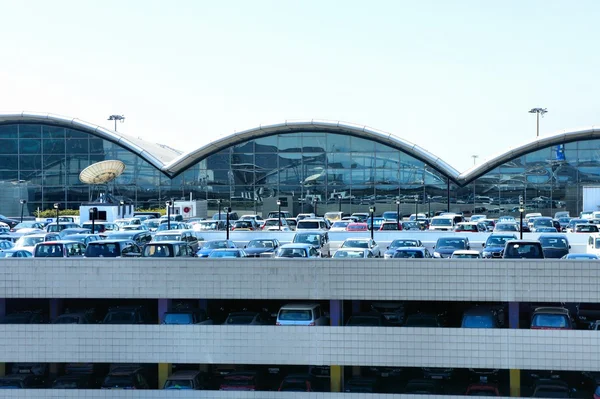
[0,155,18,169]
[255,153,278,169]
[577,150,600,166]
[232,140,254,153]
[89,138,105,154]
[42,126,65,139]
[231,153,254,167]
[279,153,302,168]
[43,155,64,169]
[43,139,65,154]
[206,150,230,169]
[0,125,18,139]
[376,153,400,168]
[564,142,577,150]
[0,170,18,181]
[20,155,43,170]
[254,136,278,153]
[350,136,376,152]
[19,139,41,155]
[327,134,351,152]
[0,139,18,154]
[302,132,326,152]
[66,139,89,154]
[19,124,41,139]
[66,129,88,139]
[524,148,551,164]
[278,135,302,152]
[353,153,375,169]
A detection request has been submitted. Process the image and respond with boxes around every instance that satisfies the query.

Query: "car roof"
[168,370,201,378]
[280,243,312,249]
[280,303,320,310]
[343,237,371,241]
[148,241,184,245]
[88,239,132,244]
[533,307,569,314]
[394,247,426,251]
[38,240,80,244]
[155,229,190,234]
[452,250,480,254]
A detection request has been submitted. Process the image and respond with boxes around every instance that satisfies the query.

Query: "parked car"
[465,383,500,396]
[0,240,14,250]
[276,303,328,326]
[404,379,442,394]
[332,248,374,258]
[451,250,481,258]
[530,307,573,330]
[13,234,47,253]
[152,229,200,252]
[575,223,599,233]
[404,313,442,327]
[52,374,95,389]
[538,234,570,259]
[197,240,237,258]
[274,243,321,258]
[101,366,150,389]
[243,239,280,257]
[346,222,368,232]
[61,234,102,246]
[429,215,456,231]
[345,312,388,326]
[566,218,589,233]
[52,311,94,324]
[455,222,484,233]
[163,370,209,390]
[461,306,505,328]
[503,240,544,259]
[291,232,330,257]
[531,379,572,398]
[295,219,329,231]
[0,310,45,324]
[207,248,249,258]
[383,239,423,258]
[0,249,32,258]
[219,371,261,391]
[481,234,517,258]
[339,238,381,257]
[223,311,271,325]
[143,241,196,257]
[329,221,351,232]
[106,231,153,248]
[493,222,519,232]
[101,306,152,324]
[392,247,431,258]
[81,221,119,233]
[231,220,258,231]
[279,374,315,392]
[33,240,86,258]
[0,374,45,389]
[433,236,470,258]
[379,221,402,231]
[162,308,212,325]
[84,240,141,258]
[562,253,599,260]
[401,221,421,231]
[46,222,79,233]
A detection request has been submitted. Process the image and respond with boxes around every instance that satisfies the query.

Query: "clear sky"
[1,0,598,171]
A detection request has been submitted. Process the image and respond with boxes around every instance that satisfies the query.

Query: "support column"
[158,299,172,324]
[330,365,342,393]
[49,299,64,321]
[158,363,172,389]
[198,299,208,310]
[329,300,343,326]
[509,302,520,397]
[330,300,343,392]
[351,300,360,314]
[0,299,5,376]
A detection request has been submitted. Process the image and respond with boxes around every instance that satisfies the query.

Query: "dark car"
[345,312,388,326]
[197,239,237,258]
[0,311,45,324]
[531,379,571,398]
[404,379,442,394]
[530,307,573,330]
[433,236,470,258]
[52,311,94,324]
[344,377,379,393]
[162,309,212,325]
[102,306,152,324]
[101,366,150,390]
[152,229,200,252]
[503,240,544,259]
[33,240,86,258]
[223,311,271,325]
[52,374,95,389]
[462,307,505,328]
[163,370,210,390]
[142,241,196,257]
[0,215,19,229]
[0,240,14,250]
[0,374,45,389]
[84,240,141,258]
[481,234,517,259]
[538,234,570,259]
[219,371,261,391]
[278,374,315,392]
[384,239,423,258]
[404,313,442,327]
[106,231,153,248]
[57,228,91,238]
[465,383,500,396]
[370,302,405,326]
[576,303,600,328]
[81,221,119,234]
[243,239,281,257]
[61,234,102,246]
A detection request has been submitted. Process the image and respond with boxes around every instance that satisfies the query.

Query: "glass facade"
[0,123,597,217]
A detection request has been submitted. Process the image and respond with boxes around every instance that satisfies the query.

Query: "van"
[429,216,455,231]
[33,241,86,258]
[296,219,328,231]
[152,229,200,252]
[84,240,142,257]
[587,233,600,256]
[503,240,544,259]
[142,242,196,257]
[267,211,292,219]
[276,303,329,326]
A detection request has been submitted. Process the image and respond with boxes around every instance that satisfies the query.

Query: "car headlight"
[433,252,441,258]
[384,253,392,259]
[482,251,491,258]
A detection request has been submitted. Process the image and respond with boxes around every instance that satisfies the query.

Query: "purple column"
[158,299,172,324]
[0,299,5,320]
[198,299,208,310]
[352,300,361,314]
[508,302,519,329]
[49,299,64,321]
[330,300,343,326]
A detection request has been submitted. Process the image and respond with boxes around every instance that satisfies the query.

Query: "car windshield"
[277,248,307,258]
[393,250,424,258]
[577,225,598,232]
[462,315,494,328]
[205,241,229,249]
[16,236,44,247]
[144,220,160,228]
[436,238,466,249]
[154,235,181,241]
[333,250,364,258]
[532,314,568,328]
[209,251,240,258]
[534,219,553,227]
[432,218,452,226]
[486,237,512,246]
[86,243,120,257]
[496,224,517,231]
[225,315,255,324]
[342,240,368,249]
[279,309,311,321]
[558,217,571,223]
[294,235,320,245]
[104,311,135,323]
[456,224,477,231]
[391,240,418,248]
[143,245,172,257]
[234,221,252,228]
[164,314,193,324]
[539,237,568,248]
[164,380,193,389]
[247,240,274,249]
[298,221,319,229]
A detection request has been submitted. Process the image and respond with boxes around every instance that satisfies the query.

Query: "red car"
[465,383,500,396]
[219,371,260,391]
[346,223,368,232]
[278,374,313,392]
[379,221,402,231]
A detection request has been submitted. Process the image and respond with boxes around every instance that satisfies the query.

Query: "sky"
[1,0,599,172]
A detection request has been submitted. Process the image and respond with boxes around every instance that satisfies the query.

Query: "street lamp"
[89,207,97,234]
[53,203,59,230]
[119,200,125,219]
[299,198,304,214]
[166,200,173,230]
[414,194,418,219]
[369,206,375,240]
[336,194,342,213]
[313,197,318,216]
[225,207,232,240]
[529,108,548,137]
[107,114,125,132]
[276,200,282,231]
[19,199,27,223]
[217,199,222,221]
[519,195,524,240]
[395,200,400,229]
[427,195,431,219]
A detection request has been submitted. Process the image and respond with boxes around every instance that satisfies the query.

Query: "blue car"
[243,239,280,257]
[196,240,237,258]
[538,234,570,259]
[384,239,423,258]
[481,234,518,259]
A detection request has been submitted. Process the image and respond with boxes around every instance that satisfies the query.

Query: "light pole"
[337,194,342,212]
[19,199,26,223]
[276,200,282,231]
[225,207,231,240]
[217,199,222,221]
[89,207,97,234]
[53,203,59,230]
[313,197,318,216]
[519,195,524,240]
[369,206,375,240]
[299,198,304,214]
[166,200,173,230]
[414,194,418,219]
[119,200,125,219]
[395,200,400,229]
[529,108,548,137]
[428,195,431,219]
[107,115,125,132]
[472,155,478,166]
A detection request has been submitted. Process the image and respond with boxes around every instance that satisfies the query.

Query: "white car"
[14,234,48,253]
[451,250,482,259]
[329,221,351,232]
[261,218,290,231]
[339,238,381,257]
[332,248,374,258]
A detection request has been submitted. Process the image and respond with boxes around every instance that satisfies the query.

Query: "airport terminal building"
[0,112,598,217]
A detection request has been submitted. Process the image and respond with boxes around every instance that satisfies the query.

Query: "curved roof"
[3,113,600,186]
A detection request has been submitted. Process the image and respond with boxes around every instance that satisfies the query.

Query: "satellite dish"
[79,160,126,184]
